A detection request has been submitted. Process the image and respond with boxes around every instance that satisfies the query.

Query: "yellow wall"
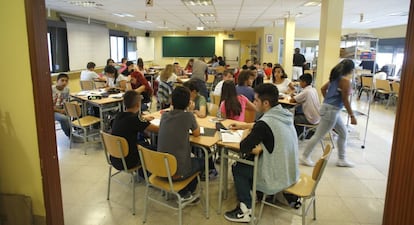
[371,24,407,38]
[0,0,45,216]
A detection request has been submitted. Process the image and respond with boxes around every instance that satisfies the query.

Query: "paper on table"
[220,129,243,143]
[150,118,160,126]
[109,93,124,98]
[189,127,204,134]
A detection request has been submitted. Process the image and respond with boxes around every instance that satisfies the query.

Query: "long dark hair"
[104,65,118,83]
[221,80,241,117]
[137,57,144,70]
[272,64,288,81]
[329,59,355,82]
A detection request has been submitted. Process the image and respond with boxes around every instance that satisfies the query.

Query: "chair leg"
[258,194,267,223]
[313,197,316,220]
[302,199,306,225]
[143,185,149,223]
[131,173,136,215]
[177,193,183,225]
[107,167,111,200]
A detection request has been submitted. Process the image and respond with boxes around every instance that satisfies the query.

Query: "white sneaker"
[299,155,315,167]
[224,202,251,223]
[336,159,355,167]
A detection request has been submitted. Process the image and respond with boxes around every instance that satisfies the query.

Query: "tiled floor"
[58,96,393,225]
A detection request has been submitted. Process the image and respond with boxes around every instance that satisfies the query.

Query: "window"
[110,36,126,63]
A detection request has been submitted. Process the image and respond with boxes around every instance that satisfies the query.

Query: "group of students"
[53,57,358,223]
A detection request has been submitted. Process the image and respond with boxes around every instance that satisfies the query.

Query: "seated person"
[264,62,273,79]
[184,58,194,73]
[130,68,153,105]
[213,70,234,96]
[236,70,256,102]
[272,64,295,94]
[157,64,180,109]
[80,61,105,81]
[111,91,159,170]
[220,80,256,122]
[183,80,207,118]
[117,57,128,74]
[173,62,185,76]
[52,73,70,138]
[290,73,321,136]
[157,86,204,201]
[224,84,299,223]
[104,65,127,91]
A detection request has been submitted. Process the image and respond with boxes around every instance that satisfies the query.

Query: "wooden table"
[70,90,123,131]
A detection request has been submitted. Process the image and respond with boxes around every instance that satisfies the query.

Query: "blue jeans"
[232,162,253,208]
[54,112,70,137]
[303,104,347,160]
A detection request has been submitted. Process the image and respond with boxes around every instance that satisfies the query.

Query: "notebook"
[220,130,243,143]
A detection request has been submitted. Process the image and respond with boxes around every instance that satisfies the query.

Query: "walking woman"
[300,59,357,167]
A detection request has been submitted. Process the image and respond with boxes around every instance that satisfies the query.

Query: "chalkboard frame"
[162,36,215,57]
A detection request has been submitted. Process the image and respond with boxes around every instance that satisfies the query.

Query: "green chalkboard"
[162,36,215,57]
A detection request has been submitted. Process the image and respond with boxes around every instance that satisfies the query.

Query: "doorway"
[223,40,241,68]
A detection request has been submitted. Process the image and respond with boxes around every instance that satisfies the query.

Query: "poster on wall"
[266,34,273,44]
[267,45,273,53]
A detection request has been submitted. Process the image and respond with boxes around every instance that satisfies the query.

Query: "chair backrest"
[376,79,391,92]
[139,146,177,178]
[215,66,226,74]
[125,81,132,91]
[244,109,256,123]
[207,102,218,117]
[391,82,400,94]
[206,74,215,84]
[100,131,130,170]
[94,81,106,89]
[312,144,332,182]
[64,102,82,118]
[211,94,221,106]
[80,80,95,90]
[361,76,374,88]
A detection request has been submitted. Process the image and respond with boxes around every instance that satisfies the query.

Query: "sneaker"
[336,159,355,167]
[299,155,315,167]
[224,202,251,223]
[201,169,219,181]
[179,191,193,202]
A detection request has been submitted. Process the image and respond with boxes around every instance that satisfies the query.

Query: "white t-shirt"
[275,78,291,94]
[294,85,321,124]
[107,75,128,88]
[80,70,99,81]
[213,80,224,96]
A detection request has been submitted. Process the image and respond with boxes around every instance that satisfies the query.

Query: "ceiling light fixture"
[303,1,321,7]
[137,12,152,24]
[388,12,408,16]
[69,1,102,7]
[196,13,215,17]
[158,20,168,29]
[112,13,135,18]
[182,0,213,6]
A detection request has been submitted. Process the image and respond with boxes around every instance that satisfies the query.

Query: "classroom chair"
[207,102,218,117]
[64,102,100,154]
[258,144,332,225]
[296,123,335,149]
[138,145,206,225]
[100,131,140,215]
[374,79,393,108]
[80,80,94,90]
[389,82,400,107]
[211,94,221,107]
[206,74,215,92]
[358,76,374,101]
[244,109,256,123]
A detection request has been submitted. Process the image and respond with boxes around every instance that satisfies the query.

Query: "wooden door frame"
[25,0,64,224]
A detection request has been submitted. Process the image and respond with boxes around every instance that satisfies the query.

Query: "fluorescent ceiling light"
[388,12,408,16]
[303,1,321,7]
[137,20,152,24]
[204,20,217,24]
[69,1,102,7]
[182,0,213,6]
[196,13,215,17]
[196,26,204,30]
[112,13,135,18]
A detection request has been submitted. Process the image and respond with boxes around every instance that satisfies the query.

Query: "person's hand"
[142,115,154,121]
[229,123,243,130]
[350,116,357,125]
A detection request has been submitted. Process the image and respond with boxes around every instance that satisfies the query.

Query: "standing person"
[290,73,321,136]
[219,80,256,122]
[191,57,209,100]
[300,59,357,167]
[80,62,104,81]
[224,83,299,223]
[52,73,71,138]
[157,86,204,201]
[292,48,306,81]
[111,91,159,170]
[213,70,234,96]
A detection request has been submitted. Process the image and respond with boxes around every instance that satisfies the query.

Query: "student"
[80,62,104,81]
[130,68,153,111]
[157,64,179,109]
[111,91,158,170]
[173,62,185,76]
[272,64,295,94]
[118,57,128,74]
[184,58,194,73]
[157,86,204,201]
[301,59,357,168]
[264,62,273,79]
[213,70,234,96]
[137,57,147,74]
[290,73,321,136]
[183,80,207,118]
[219,80,256,122]
[293,48,306,81]
[104,65,127,90]
[236,70,256,102]
[52,73,71,138]
[217,56,226,66]
[191,57,209,100]
[224,84,299,223]
[251,64,263,88]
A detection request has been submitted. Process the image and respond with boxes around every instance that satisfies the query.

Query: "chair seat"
[72,116,101,127]
[149,172,199,192]
[285,174,315,197]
